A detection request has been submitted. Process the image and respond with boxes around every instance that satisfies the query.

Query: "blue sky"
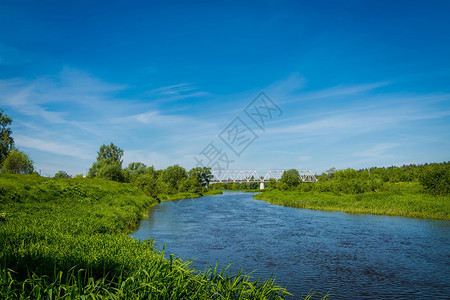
[0,0,449,176]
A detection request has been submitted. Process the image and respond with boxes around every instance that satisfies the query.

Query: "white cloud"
[144,82,209,102]
[353,143,398,158]
[276,81,390,105]
[0,68,127,124]
[266,92,450,142]
[15,135,93,160]
[113,110,193,126]
[151,83,195,95]
[302,82,389,101]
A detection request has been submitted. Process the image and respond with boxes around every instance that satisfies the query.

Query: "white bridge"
[210,169,317,189]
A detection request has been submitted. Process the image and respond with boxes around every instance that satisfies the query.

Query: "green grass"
[0,174,291,299]
[254,182,450,220]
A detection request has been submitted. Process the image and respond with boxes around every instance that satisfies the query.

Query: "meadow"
[254,182,450,220]
[0,173,289,299]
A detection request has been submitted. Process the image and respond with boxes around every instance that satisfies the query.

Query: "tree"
[123,162,147,183]
[97,143,124,165]
[1,149,34,174]
[179,176,202,193]
[134,173,158,197]
[420,164,450,195]
[188,167,212,187]
[0,110,14,164]
[280,169,301,188]
[95,160,124,182]
[161,165,187,193]
[54,170,71,178]
[88,143,124,181]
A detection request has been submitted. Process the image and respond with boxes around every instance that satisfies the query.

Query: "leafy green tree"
[1,149,34,174]
[334,168,359,181]
[276,181,289,190]
[123,162,147,183]
[0,110,14,164]
[146,166,155,175]
[156,176,170,194]
[97,143,124,165]
[319,167,336,181]
[95,160,124,182]
[134,173,158,197]
[266,178,277,190]
[188,167,212,187]
[420,164,450,195]
[54,170,71,178]
[280,169,301,188]
[178,176,202,193]
[210,182,224,190]
[161,165,187,194]
[88,143,124,182]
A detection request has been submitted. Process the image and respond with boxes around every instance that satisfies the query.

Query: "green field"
[254,182,450,220]
[0,174,289,299]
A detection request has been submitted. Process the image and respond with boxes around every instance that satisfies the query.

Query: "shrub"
[419,164,450,195]
[54,170,71,179]
[1,149,34,174]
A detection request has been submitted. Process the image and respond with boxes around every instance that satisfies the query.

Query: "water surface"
[131,192,450,299]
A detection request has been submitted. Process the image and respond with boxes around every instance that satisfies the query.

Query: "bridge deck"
[210,169,317,183]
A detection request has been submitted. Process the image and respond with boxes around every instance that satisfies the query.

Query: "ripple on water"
[132,192,450,299]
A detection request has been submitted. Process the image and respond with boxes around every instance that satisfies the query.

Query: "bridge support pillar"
[260,182,265,190]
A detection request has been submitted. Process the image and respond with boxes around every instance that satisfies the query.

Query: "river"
[131,191,450,299]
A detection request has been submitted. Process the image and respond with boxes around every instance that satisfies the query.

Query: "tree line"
[1,109,449,196]
[256,163,450,196]
[85,143,212,197]
[0,110,34,174]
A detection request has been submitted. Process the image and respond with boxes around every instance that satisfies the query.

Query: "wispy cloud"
[112,110,193,126]
[151,83,195,95]
[300,82,390,101]
[144,82,209,102]
[353,143,398,158]
[267,92,450,139]
[0,67,222,174]
[15,135,93,160]
[274,80,390,105]
[0,68,127,123]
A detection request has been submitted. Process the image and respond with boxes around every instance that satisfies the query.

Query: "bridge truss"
[210,169,317,184]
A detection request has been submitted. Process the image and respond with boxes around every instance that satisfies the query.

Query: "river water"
[131,191,450,299]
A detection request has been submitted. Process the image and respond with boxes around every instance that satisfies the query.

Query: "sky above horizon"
[1,0,449,176]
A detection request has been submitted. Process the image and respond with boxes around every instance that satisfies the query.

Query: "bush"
[420,164,450,195]
[280,169,300,188]
[1,149,34,174]
[54,170,71,179]
[95,161,124,182]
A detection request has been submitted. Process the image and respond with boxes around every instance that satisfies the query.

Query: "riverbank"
[0,174,288,299]
[254,182,450,220]
[163,189,223,201]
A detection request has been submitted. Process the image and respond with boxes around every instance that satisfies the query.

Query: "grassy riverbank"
[0,174,288,299]
[254,182,450,220]
[164,189,223,201]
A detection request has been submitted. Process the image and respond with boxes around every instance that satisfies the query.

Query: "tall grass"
[0,174,291,299]
[255,182,450,220]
